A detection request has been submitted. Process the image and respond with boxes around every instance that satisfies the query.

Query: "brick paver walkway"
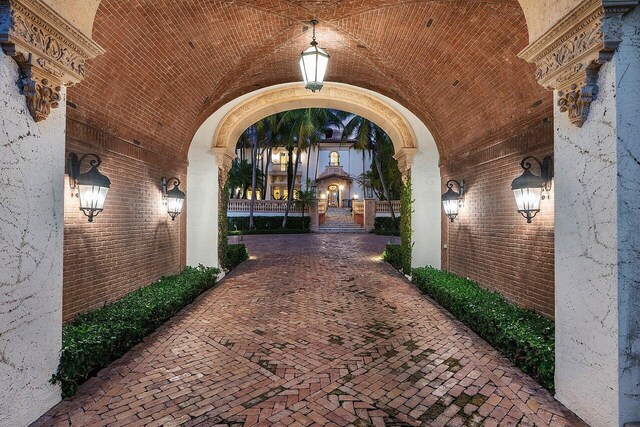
[34,234,585,427]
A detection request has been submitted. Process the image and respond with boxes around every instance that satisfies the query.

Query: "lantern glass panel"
[78,184,109,211]
[167,197,184,217]
[513,187,543,213]
[442,199,459,218]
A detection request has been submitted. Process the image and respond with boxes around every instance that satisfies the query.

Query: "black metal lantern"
[67,153,111,222]
[161,177,186,220]
[511,156,553,223]
[299,20,329,92]
[441,179,465,222]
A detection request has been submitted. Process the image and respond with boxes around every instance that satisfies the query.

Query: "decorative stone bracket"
[0,0,104,121]
[518,0,638,127]
[393,147,417,182]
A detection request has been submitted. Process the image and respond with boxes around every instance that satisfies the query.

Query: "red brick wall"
[63,118,187,322]
[440,123,555,318]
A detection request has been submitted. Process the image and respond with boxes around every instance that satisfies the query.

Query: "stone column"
[0,2,103,425]
[520,2,639,426]
[363,198,376,232]
[309,199,319,232]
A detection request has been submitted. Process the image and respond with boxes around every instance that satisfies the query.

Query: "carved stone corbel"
[393,147,417,183]
[0,0,104,121]
[518,0,638,127]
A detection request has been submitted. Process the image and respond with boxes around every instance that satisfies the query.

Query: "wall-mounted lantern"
[511,156,553,223]
[161,177,186,221]
[67,153,111,223]
[441,179,465,222]
[299,19,329,92]
[353,193,359,200]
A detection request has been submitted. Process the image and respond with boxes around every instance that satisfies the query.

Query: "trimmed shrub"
[51,266,219,398]
[228,216,310,231]
[223,243,249,270]
[229,229,310,236]
[383,244,403,270]
[411,267,555,392]
[374,216,400,233]
[371,229,400,236]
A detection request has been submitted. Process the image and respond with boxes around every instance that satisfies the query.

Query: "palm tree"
[227,159,256,199]
[342,116,397,220]
[278,108,345,228]
[295,181,316,229]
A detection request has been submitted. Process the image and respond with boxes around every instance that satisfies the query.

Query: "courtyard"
[34,235,583,427]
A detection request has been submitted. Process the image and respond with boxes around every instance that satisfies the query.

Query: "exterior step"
[316,227,365,233]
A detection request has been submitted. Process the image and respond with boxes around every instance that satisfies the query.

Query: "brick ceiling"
[67,0,552,162]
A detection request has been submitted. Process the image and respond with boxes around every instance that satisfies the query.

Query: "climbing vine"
[218,179,229,268]
[400,177,413,275]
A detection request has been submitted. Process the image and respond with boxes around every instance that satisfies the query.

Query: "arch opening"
[187,82,441,270]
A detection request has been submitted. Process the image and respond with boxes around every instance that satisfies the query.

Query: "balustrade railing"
[228,199,302,213]
[353,201,364,214]
[375,200,401,213]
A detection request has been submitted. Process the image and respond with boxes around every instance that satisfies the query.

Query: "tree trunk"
[249,136,257,229]
[314,147,321,181]
[374,150,396,221]
[282,147,301,228]
[287,146,294,194]
[306,145,311,189]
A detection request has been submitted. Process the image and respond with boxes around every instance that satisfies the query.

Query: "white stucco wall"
[554,7,640,427]
[187,82,441,269]
[0,53,64,426]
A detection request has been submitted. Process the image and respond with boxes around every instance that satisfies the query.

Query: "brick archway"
[186,82,441,271]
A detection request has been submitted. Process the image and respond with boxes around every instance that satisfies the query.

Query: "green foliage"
[227,160,264,199]
[222,244,249,270]
[219,181,229,268]
[400,178,412,274]
[228,216,310,231]
[374,217,400,232]
[411,267,555,392]
[51,266,219,398]
[383,244,403,270]
[229,228,310,236]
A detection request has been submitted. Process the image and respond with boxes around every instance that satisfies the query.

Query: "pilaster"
[518,0,638,127]
[0,0,104,122]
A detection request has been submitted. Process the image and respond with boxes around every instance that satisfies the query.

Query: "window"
[330,151,340,166]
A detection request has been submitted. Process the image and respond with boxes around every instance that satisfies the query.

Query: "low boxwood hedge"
[223,243,249,270]
[411,267,555,392]
[51,266,219,398]
[383,244,403,270]
[228,228,310,236]
[228,216,310,231]
[374,217,400,233]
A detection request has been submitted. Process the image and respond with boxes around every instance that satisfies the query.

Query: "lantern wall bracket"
[520,156,554,192]
[161,176,181,200]
[67,152,102,190]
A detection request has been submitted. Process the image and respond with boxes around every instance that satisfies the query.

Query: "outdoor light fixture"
[441,179,465,222]
[67,153,111,223]
[161,177,186,221]
[511,156,553,223]
[299,19,329,92]
[353,194,359,200]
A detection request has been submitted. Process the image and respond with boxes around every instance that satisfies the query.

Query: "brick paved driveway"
[35,234,585,427]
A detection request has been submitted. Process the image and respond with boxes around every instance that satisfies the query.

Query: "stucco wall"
[0,52,64,426]
[554,7,640,426]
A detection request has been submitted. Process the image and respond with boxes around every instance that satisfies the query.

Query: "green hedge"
[411,267,555,392]
[228,216,310,231]
[229,228,310,236]
[383,244,403,270]
[223,243,249,270]
[371,229,400,236]
[51,266,219,398]
[374,216,400,233]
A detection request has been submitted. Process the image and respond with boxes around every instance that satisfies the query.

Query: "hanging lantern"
[67,153,111,223]
[299,19,329,92]
[441,179,464,222]
[161,177,186,220]
[511,156,553,223]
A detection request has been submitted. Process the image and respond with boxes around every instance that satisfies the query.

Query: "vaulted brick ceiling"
[68,0,552,162]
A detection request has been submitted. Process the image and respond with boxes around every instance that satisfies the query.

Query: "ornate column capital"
[518,0,638,127]
[0,0,104,121]
[393,147,417,182]
[211,147,236,187]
